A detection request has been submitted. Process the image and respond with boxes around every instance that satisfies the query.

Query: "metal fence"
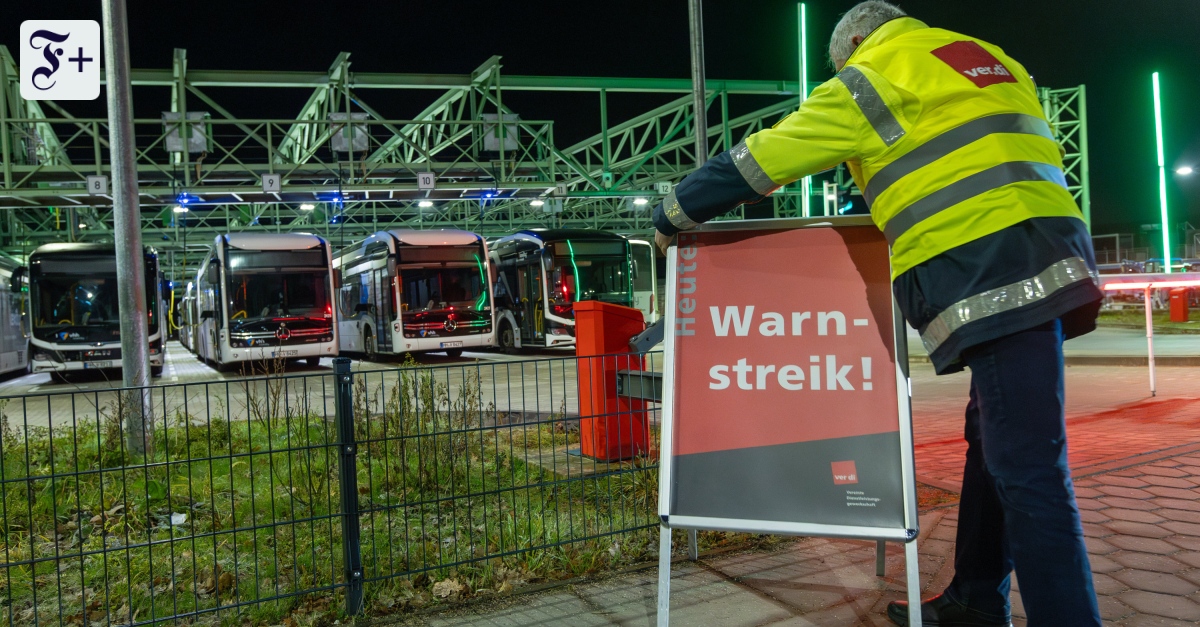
[0,353,662,626]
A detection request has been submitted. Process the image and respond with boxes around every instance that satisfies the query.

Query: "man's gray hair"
[828,1,907,70]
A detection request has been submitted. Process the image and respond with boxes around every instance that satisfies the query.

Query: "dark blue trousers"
[946,319,1101,626]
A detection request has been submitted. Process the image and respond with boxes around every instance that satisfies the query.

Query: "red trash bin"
[1170,288,1190,322]
[573,301,650,461]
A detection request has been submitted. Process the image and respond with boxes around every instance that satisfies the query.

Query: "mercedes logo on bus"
[443,318,458,332]
[275,326,292,341]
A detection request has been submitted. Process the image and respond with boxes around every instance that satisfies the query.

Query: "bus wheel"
[499,321,518,354]
[306,356,320,367]
[445,348,463,359]
[363,329,377,361]
[151,365,163,378]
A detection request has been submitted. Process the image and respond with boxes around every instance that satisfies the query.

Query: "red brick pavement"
[910,364,1200,490]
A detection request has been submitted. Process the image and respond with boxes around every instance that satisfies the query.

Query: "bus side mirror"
[206,264,218,285]
[333,272,341,289]
[11,267,26,293]
[200,310,214,320]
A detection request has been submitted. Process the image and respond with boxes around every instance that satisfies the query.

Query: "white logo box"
[20,20,101,101]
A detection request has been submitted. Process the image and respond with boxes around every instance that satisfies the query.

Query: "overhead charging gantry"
[0,47,1089,282]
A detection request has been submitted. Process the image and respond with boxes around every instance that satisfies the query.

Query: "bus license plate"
[272,350,298,357]
[83,361,112,369]
[440,341,463,349]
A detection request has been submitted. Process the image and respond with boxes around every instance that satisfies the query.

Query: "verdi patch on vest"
[931,40,1018,88]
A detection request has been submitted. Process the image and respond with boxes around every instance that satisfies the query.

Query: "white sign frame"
[655,216,923,627]
[417,172,436,190]
[262,173,281,193]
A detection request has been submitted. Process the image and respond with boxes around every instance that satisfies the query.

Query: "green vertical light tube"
[1153,72,1172,273]
[798,3,812,217]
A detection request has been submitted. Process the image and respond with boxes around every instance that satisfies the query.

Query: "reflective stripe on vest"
[882,161,1068,244]
[837,67,906,146]
[862,113,1055,206]
[920,256,1096,354]
[730,140,781,196]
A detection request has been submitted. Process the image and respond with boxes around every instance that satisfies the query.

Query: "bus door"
[370,267,393,352]
[630,239,658,324]
[516,259,543,343]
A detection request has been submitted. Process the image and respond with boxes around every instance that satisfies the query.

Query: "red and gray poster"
[666,223,906,530]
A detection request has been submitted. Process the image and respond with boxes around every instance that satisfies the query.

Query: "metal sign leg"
[905,539,923,627]
[876,540,887,577]
[657,524,672,627]
[687,529,698,560]
[1145,286,1156,397]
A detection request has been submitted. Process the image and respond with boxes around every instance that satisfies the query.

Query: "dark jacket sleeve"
[651,150,764,236]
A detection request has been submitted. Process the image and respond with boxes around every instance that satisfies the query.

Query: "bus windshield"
[32,255,157,334]
[400,265,489,312]
[228,270,329,324]
[548,240,630,308]
[35,275,120,326]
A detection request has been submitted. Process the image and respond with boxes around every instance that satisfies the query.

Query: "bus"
[489,229,651,350]
[178,282,196,352]
[336,229,494,359]
[0,260,30,377]
[28,243,165,380]
[193,233,338,369]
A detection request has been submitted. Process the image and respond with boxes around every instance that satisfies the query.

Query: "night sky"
[9,0,1200,241]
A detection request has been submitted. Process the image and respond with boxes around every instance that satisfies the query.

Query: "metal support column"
[0,59,11,189]
[688,0,708,167]
[334,357,365,615]
[101,0,152,456]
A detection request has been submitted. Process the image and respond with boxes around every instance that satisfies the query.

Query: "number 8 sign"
[86,175,107,195]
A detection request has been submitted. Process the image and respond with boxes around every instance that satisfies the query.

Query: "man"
[652,2,1102,626]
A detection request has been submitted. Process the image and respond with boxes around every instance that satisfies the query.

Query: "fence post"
[334,357,364,615]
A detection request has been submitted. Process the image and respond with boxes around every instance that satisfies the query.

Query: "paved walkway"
[396,364,1200,626]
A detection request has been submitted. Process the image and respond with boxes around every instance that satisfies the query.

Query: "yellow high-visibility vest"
[739,17,1084,278]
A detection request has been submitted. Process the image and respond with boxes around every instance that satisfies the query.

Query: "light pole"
[798,3,811,217]
[1152,72,1172,273]
[102,0,152,456]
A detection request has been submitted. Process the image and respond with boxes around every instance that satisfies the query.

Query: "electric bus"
[178,282,196,352]
[28,243,165,380]
[194,233,338,369]
[336,229,494,359]
[0,260,30,376]
[489,229,650,351]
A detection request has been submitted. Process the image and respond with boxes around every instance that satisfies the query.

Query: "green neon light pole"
[798,3,812,217]
[1152,72,1172,273]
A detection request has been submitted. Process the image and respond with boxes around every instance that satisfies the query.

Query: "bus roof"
[221,233,326,250]
[31,242,157,257]
[513,228,628,242]
[385,229,483,247]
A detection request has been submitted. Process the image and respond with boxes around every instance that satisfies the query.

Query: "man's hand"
[655,230,675,255]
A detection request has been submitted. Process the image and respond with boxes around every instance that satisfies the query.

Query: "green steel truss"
[0,47,1089,280]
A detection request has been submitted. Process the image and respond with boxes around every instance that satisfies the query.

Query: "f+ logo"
[20,21,101,101]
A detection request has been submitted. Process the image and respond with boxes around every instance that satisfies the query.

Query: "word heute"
[675,234,700,336]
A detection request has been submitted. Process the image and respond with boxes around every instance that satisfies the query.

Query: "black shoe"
[887,593,1012,626]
